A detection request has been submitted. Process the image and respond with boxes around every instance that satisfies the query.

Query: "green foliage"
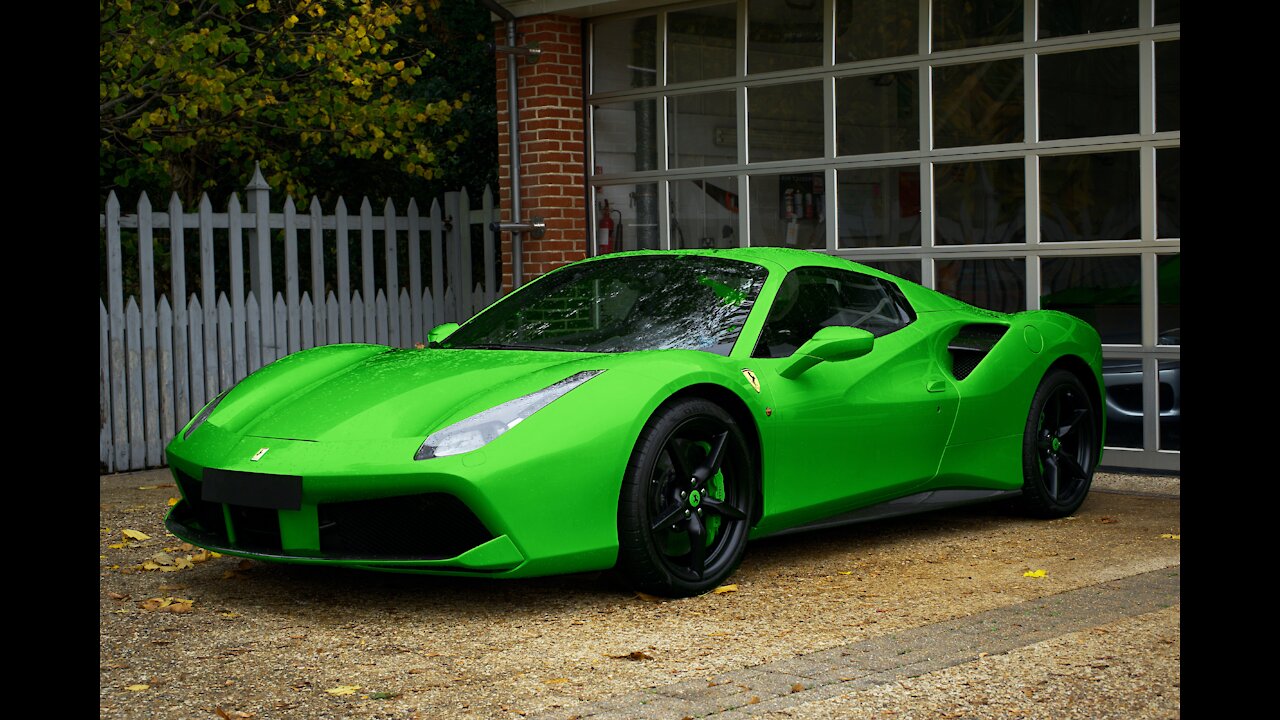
[101,0,497,205]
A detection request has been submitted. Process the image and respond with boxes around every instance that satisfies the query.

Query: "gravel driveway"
[100,470,1179,719]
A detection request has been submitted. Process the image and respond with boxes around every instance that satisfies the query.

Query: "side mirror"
[427,322,460,346]
[777,326,874,379]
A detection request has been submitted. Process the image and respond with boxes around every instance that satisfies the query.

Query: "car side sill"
[767,488,1023,537]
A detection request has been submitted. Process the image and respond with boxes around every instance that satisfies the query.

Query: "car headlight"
[415,370,604,459]
[182,390,229,439]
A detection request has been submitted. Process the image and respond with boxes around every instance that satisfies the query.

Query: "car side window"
[752,267,915,358]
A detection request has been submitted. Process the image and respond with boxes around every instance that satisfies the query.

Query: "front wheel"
[1015,369,1099,518]
[616,398,756,597]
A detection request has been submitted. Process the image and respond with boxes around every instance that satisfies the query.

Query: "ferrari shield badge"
[741,368,761,393]
[251,447,270,462]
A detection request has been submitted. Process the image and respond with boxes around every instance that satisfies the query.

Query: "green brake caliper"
[698,440,724,545]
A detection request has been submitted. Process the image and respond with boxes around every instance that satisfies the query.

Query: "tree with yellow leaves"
[100,0,494,204]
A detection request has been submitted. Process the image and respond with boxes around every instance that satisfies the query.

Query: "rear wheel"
[1015,369,1098,518]
[616,398,755,597]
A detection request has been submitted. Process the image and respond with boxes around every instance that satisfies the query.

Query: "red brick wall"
[495,15,588,291]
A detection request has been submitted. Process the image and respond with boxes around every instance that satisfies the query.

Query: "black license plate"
[201,469,303,510]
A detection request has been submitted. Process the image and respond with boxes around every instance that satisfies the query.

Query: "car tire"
[616,397,756,597]
[1015,368,1099,518]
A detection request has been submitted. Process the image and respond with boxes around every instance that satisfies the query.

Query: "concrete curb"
[531,565,1181,719]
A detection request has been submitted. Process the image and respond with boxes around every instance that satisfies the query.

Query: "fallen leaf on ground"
[791,683,805,692]
[1159,533,1180,540]
[1098,516,1118,524]
[1023,569,1047,578]
[634,591,665,602]
[136,549,218,572]
[713,584,739,594]
[324,685,361,696]
[167,497,179,506]
[609,651,653,661]
[137,597,195,613]
[545,678,569,684]
[215,708,255,719]
[837,571,853,575]
[748,696,760,704]
[125,684,149,692]
[122,529,151,541]
[138,484,175,490]
[107,592,129,600]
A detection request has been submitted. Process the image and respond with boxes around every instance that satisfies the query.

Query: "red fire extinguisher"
[597,199,614,254]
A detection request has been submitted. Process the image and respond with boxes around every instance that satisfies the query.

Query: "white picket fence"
[101,165,501,472]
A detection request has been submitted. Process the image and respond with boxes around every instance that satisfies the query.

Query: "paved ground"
[100,470,1179,719]
[531,567,1179,719]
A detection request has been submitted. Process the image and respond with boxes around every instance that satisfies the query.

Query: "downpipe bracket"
[491,216,546,240]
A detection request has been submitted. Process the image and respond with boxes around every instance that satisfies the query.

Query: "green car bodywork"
[165,248,1104,595]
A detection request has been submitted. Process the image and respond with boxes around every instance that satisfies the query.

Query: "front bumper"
[164,420,633,578]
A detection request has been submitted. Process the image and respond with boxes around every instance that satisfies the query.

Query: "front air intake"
[318,493,494,559]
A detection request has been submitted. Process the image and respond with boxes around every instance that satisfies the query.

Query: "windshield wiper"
[450,343,573,352]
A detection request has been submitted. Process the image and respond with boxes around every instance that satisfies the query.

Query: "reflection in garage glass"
[935,159,1025,245]
[838,167,921,248]
[1038,0,1137,38]
[936,258,1025,313]
[1102,357,1143,449]
[1158,255,1179,345]
[836,0,917,61]
[932,0,1022,50]
[1041,256,1140,345]
[932,59,1024,148]
[1159,360,1180,451]
[1040,152,1140,243]
[1157,149,1180,239]
[1039,46,1139,141]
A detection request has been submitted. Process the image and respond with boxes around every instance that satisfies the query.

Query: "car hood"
[220,347,603,442]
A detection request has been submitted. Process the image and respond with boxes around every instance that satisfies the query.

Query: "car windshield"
[445,255,768,354]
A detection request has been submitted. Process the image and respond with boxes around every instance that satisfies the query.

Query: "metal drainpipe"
[481,0,525,289]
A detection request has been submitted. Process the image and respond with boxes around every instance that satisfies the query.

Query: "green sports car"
[165,248,1104,597]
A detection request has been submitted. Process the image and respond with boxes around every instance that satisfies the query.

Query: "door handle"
[926,378,947,393]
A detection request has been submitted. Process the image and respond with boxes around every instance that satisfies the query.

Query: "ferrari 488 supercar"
[166,248,1104,596]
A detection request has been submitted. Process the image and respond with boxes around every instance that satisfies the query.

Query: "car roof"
[584,248,971,313]
[591,247,877,275]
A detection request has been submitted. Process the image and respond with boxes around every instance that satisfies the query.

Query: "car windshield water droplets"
[446,255,768,355]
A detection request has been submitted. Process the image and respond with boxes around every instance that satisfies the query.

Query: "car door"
[750,267,960,529]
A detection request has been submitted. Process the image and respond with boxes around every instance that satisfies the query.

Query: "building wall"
[495,14,589,288]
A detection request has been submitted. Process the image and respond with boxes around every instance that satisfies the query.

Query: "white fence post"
[137,192,161,467]
[360,198,376,344]
[169,193,190,430]
[284,197,301,354]
[227,192,248,382]
[246,163,275,364]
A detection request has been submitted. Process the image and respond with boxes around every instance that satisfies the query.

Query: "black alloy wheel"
[1016,368,1099,518]
[616,398,755,597]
